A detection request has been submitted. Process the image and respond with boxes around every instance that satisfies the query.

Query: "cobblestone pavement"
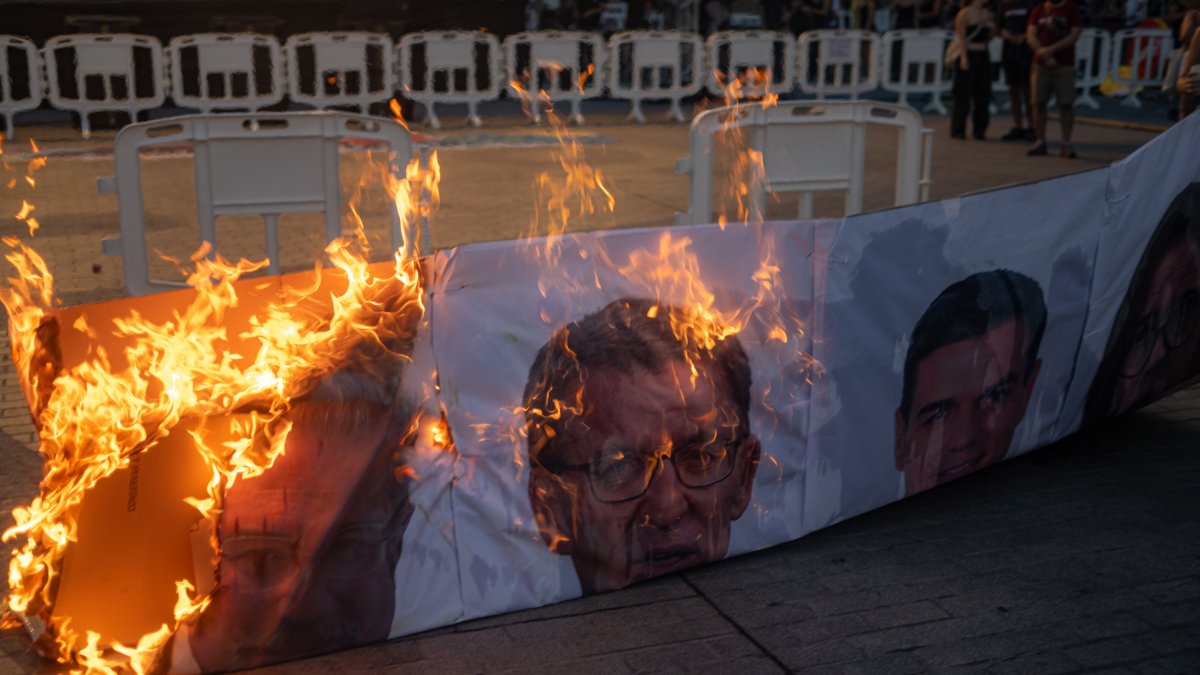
[250,385,1200,675]
[0,104,1196,673]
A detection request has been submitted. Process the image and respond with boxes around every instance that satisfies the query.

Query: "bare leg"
[1060,104,1074,143]
[1033,103,1047,142]
[1009,88,1023,128]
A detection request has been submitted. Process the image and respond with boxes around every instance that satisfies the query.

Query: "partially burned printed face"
[530,360,759,593]
[187,396,413,672]
[525,298,760,594]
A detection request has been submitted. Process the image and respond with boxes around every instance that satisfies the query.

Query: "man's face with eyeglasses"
[529,359,760,594]
[1114,239,1200,414]
[188,407,409,671]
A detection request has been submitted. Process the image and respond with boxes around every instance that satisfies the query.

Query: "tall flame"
[707,68,776,228]
[0,129,440,671]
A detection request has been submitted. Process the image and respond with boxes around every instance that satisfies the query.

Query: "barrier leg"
[1121,89,1143,108]
[529,93,543,125]
[798,191,814,219]
[570,97,584,126]
[425,103,442,129]
[264,213,281,276]
[668,98,685,122]
[919,128,933,202]
[467,101,483,128]
[198,211,218,254]
[1076,88,1100,109]
[629,99,647,124]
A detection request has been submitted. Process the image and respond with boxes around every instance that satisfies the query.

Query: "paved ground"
[0,99,1196,673]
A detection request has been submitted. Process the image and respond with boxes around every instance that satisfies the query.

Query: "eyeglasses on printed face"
[541,437,741,503]
[1120,289,1200,378]
[220,523,390,592]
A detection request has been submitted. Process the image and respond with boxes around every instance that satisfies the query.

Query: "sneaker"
[951,131,966,140]
[1027,142,1047,156]
[1000,128,1025,141]
[1060,143,1077,159]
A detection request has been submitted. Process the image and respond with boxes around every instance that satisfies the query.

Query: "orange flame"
[0,129,440,670]
[708,68,776,228]
[524,104,615,274]
[388,98,412,133]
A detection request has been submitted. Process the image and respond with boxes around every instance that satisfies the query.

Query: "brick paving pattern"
[0,103,1196,673]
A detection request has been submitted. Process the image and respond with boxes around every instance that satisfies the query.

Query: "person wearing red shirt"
[1026,0,1083,157]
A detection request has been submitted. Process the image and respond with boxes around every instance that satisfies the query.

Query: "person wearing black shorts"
[999,0,1035,140]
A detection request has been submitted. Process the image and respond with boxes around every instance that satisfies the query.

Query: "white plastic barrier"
[675,101,933,225]
[1110,27,1170,108]
[704,31,796,98]
[0,35,43,138]
[43,33,167,138]
[1074,27,1111,109]
[285,32,396,113]
[397,31,504,129]
[607,30,705,123]
[880,29,953,115]
[503,31,607,125]
[167,33,285,113]
[97,112,414,296]
[797,30,881,100]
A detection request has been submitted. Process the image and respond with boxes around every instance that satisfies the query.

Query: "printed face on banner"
[1087,183,1200,421]
[186,376,414,671]
[525,298,760,594]
[1089,178,1200,420]
[894,270,1046,496]
[1113,242,1200,410]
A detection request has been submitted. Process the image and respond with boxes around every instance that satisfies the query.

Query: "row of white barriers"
[103,103,931,295]
[0,27,1176,137]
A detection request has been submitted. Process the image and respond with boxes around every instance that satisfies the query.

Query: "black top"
[965,21,990,43]
[1000,0,1034,37]
[894,3,919,29]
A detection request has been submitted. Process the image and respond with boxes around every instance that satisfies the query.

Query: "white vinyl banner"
[429,221,826,619]
[808,169,1107,527]
[32,114,1200,672]
[413,112,1200,630]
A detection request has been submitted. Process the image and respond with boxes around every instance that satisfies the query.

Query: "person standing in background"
[918,0,945,26]
[1026,0,1083,157]
[951,0,997,139]
[1000,0,1036,139]
[1175,10,1200,116]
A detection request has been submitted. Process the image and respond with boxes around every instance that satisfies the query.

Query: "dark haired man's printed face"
[1113,239,1200,414]
[530,360,759,594]
[895,319,1041,496]
[188,411,409,671]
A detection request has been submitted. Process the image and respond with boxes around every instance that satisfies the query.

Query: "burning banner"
[1,107,1198,672]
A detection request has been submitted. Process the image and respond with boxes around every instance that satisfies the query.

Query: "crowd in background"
[523,0,1199,36]
[934,0,1197,157]
[522,0,1199,156]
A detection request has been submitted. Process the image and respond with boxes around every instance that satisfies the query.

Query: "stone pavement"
[0,102,1196,673]
[253,385,1200,675]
